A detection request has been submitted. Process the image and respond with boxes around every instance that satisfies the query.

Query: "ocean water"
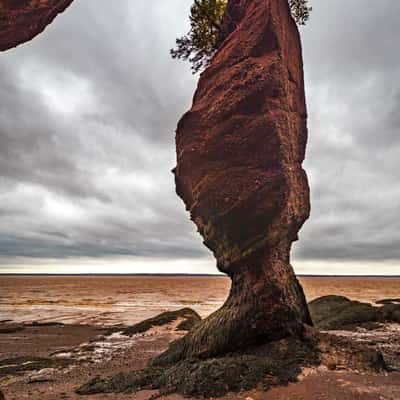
[0,275,399,326]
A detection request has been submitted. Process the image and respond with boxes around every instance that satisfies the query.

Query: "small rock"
[28,368,56,383]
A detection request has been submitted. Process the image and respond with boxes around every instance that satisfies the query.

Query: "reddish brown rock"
[0,0,73,51]
[0,0,311,365]
[163,0,311,362]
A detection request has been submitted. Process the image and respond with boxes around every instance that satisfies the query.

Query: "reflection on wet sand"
[1,275,399,326]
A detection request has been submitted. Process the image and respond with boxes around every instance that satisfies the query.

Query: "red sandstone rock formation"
[161,0,311,362]
[0,0,73,51]
[0,0,311,363]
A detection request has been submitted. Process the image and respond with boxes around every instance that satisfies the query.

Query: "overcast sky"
[0,0,399,275]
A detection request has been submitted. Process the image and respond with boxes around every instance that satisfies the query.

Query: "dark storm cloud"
[0,0,399,270]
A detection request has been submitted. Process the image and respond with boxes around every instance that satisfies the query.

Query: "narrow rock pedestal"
[166,0,311,362]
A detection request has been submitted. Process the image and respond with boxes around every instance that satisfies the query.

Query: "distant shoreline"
[0,273,399,278]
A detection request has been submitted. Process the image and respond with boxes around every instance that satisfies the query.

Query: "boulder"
[309,295,400,330]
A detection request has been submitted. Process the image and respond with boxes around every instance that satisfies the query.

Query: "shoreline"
[1,307,400,399]
[1,273,400,277]
[1,276,399,327]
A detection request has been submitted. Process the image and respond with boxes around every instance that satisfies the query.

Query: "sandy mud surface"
[0,319,399,400]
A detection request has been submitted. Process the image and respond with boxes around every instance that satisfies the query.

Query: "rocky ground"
[0,313,190,400]
[0,299,399,400]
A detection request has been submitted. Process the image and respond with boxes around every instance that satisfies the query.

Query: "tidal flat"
[1,275,400,326]
[0,275,399,399]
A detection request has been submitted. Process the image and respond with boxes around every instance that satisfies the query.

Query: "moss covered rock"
[308,295,400,331]
[76,327,387,398]
[106,308,201,337]
[381,304,400,323]
[76,336,320,397]
[0,356,72,377]
[376,298,400,305]
[175,316,199,331]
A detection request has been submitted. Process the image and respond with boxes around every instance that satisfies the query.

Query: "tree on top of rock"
[171,0,312,73]
[170,0,227,73]
[289,0,312,25]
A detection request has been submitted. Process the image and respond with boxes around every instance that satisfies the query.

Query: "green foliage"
[289,0,312,25]
[171,0,312,73]
[105,308,201,337]
[171,0,227,73]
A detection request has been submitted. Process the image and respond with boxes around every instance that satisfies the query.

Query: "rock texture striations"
[161,0,311,363]
[0,0,73,51]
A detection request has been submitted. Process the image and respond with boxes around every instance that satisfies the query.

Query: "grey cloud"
[0,0,209,264]
[0,0,399,271]
[293,0,400,264]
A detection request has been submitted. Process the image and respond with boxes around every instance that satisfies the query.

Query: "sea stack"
[167,0,311,362]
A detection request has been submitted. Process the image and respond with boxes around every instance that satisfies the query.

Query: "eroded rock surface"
[0,0,73,51]
[77,328,387,398]
[165,0,311,361]
[175,0,309,274]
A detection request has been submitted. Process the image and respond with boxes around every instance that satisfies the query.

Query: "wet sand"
[1,275,399,325]
[0,321,181,400]
[1,320,399,400]
[0,275,399,399]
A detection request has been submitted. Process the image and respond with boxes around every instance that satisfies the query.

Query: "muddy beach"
[1,295,400,400]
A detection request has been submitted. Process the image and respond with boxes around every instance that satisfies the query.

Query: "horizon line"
[0,273,399,278]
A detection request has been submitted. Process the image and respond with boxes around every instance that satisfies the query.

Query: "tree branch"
[194,0,222,32]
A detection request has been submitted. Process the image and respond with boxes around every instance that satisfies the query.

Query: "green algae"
[0,356,72,377]
[309,295,400,331]
[175,316,199,331]
[376,298,400,305]
[76,299,391,398]
[106,308,201,337]
[76,336,320,397]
